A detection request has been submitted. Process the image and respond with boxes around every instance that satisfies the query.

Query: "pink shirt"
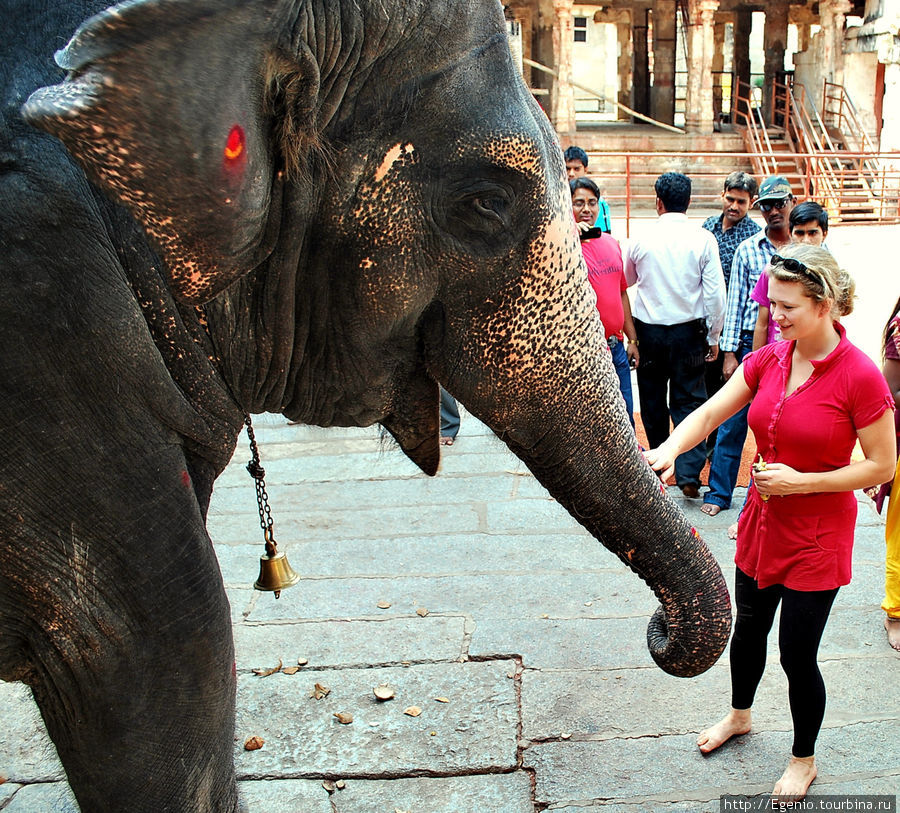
[582,234,627,340]
[750,271,780,345]
[736,323,894,590]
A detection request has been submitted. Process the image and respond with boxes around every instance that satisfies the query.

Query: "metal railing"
[582,150,900,236]
[732,76,900,224]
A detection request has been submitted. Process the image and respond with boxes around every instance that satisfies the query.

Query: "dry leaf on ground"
[403,705,422,717]
[297,657,309,666]
[243,736,264,751]
[322,780,336,793]
[373,685,395,701]
[416,607,428,617]
[377,600,392,609]
[434,697,449,703]
[281,666,301,675]
[335,780,346,789]
[333,712,353,724]
[310,682,331,700]
[252,659,282,677]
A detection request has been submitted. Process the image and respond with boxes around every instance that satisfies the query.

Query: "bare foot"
[885,616,900,651]
[700,503,722,517]
[773,755,817,801]
[727,522,738,540]
[439,436,455,446]
[697,709,752,754]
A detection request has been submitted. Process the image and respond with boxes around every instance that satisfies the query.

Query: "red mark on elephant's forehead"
[224,125,245,165]
[181,470,191,488]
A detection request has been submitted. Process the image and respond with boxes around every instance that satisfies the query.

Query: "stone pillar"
[550,0,577,133]
[732,9,752,120]
[651,0,677,125]
[617,16,634,120]
[684,0,720,132]
[796,23,811,54]
[819,0,852,86]
[633,7,651,116]
[712,16,727,122]
[762,1,789,124]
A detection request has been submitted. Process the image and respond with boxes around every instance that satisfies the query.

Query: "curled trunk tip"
[646,577,732,677]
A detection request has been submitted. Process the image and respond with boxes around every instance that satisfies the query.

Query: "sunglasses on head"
[759,198,790,212]
[770,254,827,290]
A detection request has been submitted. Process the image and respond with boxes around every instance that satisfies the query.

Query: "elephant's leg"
[1,452,238,813]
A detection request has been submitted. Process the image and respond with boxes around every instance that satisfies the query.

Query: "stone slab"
[208,501,486,544]
[215,532,606,582]
[520,656,900,742]
[0,683,64,783]
[237,779,333,812]
[330,773,534,812]
[208,471,520,516]
[470,616,657,670]
[524,719,899,807]
[0,782,77,813]
[0,784,19,807]
[234,660,518,777]
[233,616,467,670]
[244,572,659,623]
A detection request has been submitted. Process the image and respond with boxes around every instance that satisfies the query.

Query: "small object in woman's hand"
[752,454,770,501]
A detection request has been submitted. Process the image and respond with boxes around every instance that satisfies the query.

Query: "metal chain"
[244,415,277,557]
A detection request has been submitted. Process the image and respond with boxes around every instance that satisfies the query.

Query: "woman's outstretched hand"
[643,443,677,484]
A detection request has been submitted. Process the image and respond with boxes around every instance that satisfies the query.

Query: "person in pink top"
[644,244,895,802]
[752,202,828,350]
[571,177,639,426]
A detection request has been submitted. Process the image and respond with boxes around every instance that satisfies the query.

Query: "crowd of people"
[568,150,899,803]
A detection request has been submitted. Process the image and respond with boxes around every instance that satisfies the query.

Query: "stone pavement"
[1,410,898,812]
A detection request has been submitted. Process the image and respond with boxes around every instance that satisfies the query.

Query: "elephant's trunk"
[506,418,731,677]
[435,197,731,677]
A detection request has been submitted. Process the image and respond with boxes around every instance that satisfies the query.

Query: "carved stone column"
[617,15,635,120]
[732,8,752,120]
[712,16,727,123]
[651,0,677,125]
[762,0,789,124]
[819,0,852,85]
[684,0,720,132]
[633,6,651,116]
[550,0,577,133]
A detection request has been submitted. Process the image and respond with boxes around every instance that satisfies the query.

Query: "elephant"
[1,0,731,810]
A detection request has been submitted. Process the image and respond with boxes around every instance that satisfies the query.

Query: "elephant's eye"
[437,175,527,256]
[472,196,508,224]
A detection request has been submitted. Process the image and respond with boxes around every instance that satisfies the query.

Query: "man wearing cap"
[701,176,795,517]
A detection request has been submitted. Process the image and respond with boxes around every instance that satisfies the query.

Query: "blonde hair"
[769,243,855,317]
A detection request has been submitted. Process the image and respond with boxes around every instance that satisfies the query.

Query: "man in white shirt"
[625,172,726,497]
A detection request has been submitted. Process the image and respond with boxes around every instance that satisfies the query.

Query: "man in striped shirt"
[701,176,795,517]
[702,172,761,454]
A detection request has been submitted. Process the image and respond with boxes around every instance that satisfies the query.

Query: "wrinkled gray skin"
[0,0,729,809]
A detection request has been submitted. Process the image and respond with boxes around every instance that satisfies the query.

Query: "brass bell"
[254,541,301,599]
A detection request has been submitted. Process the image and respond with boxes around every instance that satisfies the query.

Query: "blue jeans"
[440,387,460,439]
[704,332,754,509]
[609,339,635,429]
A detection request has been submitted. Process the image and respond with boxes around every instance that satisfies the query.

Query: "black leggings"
[730,567,839,758]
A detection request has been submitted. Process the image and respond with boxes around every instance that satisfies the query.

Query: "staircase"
[734,78,900,224]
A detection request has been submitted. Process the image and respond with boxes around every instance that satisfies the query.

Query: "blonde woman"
[645,244,896,801]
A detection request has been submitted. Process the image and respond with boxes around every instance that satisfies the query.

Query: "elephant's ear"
[23,0,317,304]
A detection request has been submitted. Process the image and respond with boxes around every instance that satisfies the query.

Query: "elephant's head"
[24,0,730,676]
